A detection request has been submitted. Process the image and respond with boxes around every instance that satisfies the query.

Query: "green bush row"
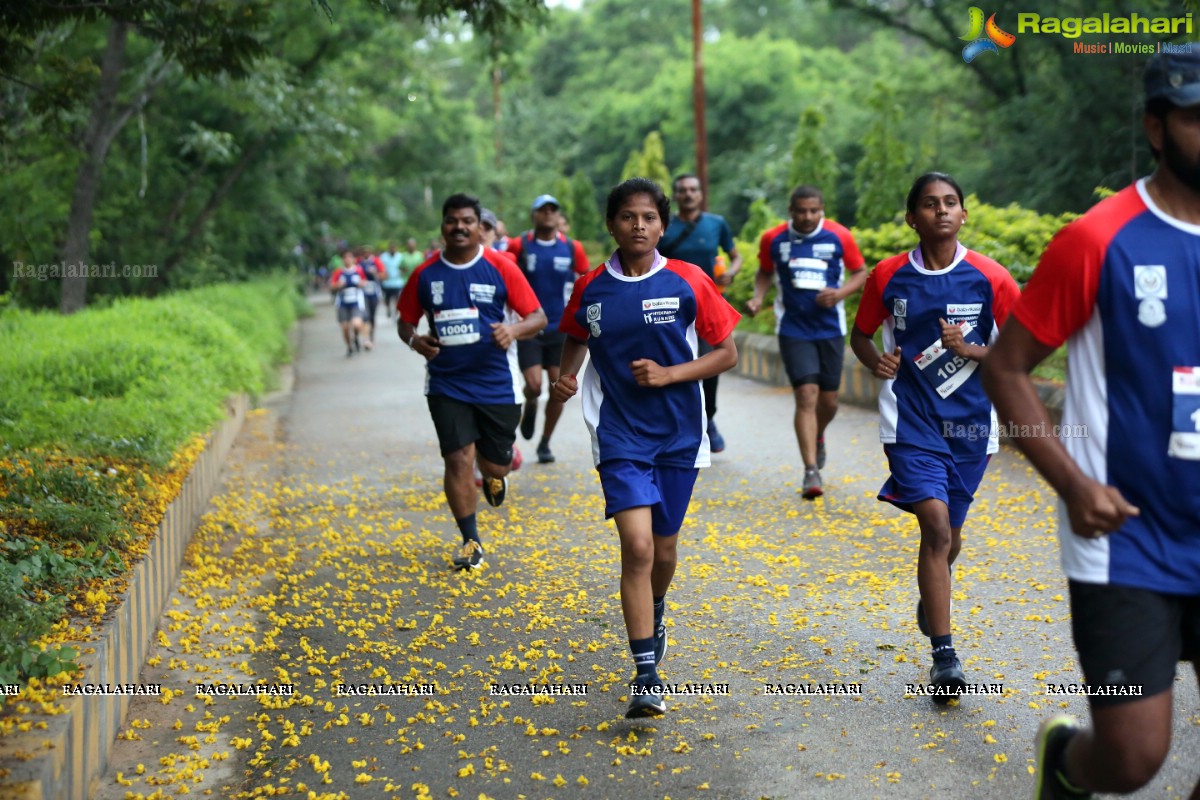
[0,276,305,683]
[0,277,303,467]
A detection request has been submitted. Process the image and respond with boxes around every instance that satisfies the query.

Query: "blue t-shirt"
[397,248,542,405]
[855,244,1020,460]
[560,253,741,468]
[660,212,735,278]
[1013,180,1200,594]
[758,219,865,340]
[509,234,587,328]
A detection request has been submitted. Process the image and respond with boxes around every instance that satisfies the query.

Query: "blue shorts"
[597,460,699,537]
[878,444,989,528]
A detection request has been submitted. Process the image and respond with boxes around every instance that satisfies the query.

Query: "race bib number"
[338,286,362,306]
[788,257,828,291]
[912,321,983,399]
[433,307,482,346]
[1169,366,1200,460]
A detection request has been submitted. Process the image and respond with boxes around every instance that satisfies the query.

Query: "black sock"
[931,634,956,666]
[653,595,666,628]
[630,636,657,681]
[455,514,480,546]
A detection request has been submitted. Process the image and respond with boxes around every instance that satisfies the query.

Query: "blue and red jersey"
[560,253,741,469]
[1013,180,1200,593]
[855,243,1019,459]
[509,233,589,328]
[758,219,865,340]
[331,265,368,308]
[398,246,542,405]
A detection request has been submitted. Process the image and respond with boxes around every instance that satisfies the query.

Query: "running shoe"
[346,346,353,358]
[482,476,507,507]
[928,657,966,704]
[511,445,523,471]
[452,540,485,571]
[801,467,823,500]
[1032,716,1092,799]
[653,617,668,665]
[520,403,537,440]
[473,464,483,488]
[354,334,361,352]
[707,419,726,453]
[626,677,666,718]
[537,441,555,464]
[817,436,827,470]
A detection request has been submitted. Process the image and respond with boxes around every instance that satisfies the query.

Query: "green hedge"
[0,276,305,683]
[0,277,302,467]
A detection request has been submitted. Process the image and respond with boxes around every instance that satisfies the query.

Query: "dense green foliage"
[3,0,1181,312]
[0,278,301,465]
[0,277,303,681]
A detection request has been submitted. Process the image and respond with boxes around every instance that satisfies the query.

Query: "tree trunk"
[58,22,168,312]
[59,20,130,314]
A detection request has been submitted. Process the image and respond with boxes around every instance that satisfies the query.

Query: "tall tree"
[788,107,838,195]
[854,83,910,227]
[620,130,673,189]
[0,0,546,312]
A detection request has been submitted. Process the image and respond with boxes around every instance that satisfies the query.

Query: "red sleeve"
[329,268,343,288]
[397,258,437,324]
[854,253,908,336]
[1011,190,1142,348]
[827,220,865,272]
[506,236,523,258]
[667,260,741,345]
[572,240,590,274]
[966,251,1021,328]
[489,248,518,267]
[559,265,607,339]
[493,254,541,317]
[757,222,786,273]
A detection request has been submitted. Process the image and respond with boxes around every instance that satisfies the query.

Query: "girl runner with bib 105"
[850,172,1019,700]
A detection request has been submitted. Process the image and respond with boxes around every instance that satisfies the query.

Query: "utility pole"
[691,0,707,209]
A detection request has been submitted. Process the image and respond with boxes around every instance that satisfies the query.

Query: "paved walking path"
[94,298,1199,800]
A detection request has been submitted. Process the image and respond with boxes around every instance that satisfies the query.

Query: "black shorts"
[426,394,521,465]
[779,334,844,391]
[517,330,567,372]
[1069,580,1200,707]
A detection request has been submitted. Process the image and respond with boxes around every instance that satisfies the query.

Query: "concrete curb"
[0,395,248,800]
[731,330,1065,424]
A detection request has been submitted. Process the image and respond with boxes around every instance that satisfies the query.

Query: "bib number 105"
[937,354,969,381]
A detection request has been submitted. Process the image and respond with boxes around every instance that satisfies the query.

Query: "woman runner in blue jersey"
[552,178,740,718]
[850,172,1019,699]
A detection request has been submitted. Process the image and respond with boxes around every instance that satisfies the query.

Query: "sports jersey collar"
[605,250,666,282]
[440,245,485,269]
[908,241,967,275]
[1135,177,1200,235]
[787,218,826,239]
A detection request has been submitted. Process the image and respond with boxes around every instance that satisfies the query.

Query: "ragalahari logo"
[960,7,1016,62]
